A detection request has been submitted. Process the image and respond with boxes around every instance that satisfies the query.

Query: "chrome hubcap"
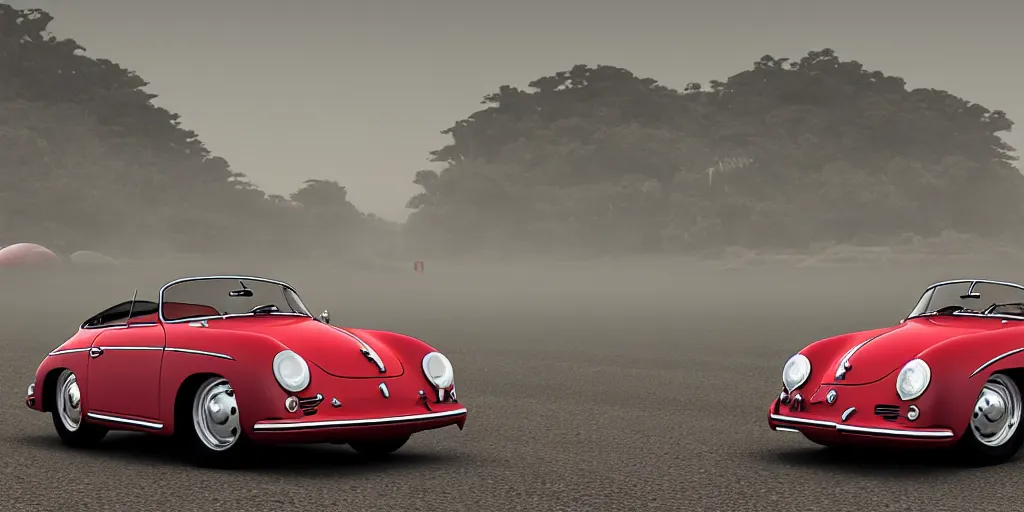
[56,370,82,432]
[971,374,1022,447]
[192,377,240,451]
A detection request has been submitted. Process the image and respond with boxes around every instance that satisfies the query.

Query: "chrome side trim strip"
[49,346,233,360]
[164,347,234,360]
[970,348,1024,378]
[98,346,163,351]
[769,413,954,438]
[252,408,468,431]
[48,348,91,356]
[83,322,160,331]
[775,427,800,433]
[86,412,163,430]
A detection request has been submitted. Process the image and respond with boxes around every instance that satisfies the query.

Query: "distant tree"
[405,49,1021,255]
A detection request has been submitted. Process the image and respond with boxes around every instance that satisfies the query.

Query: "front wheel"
[957,373,1024,466]
[51,370,107,448]
[349,435,410,459]
[180,376,247,467]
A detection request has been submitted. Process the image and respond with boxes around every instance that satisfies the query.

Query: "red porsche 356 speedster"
[768,279,1024,465]
[26,275,467,466]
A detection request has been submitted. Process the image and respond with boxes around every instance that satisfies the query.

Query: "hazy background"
[7,4,1024,509]
[7,0,1024,221]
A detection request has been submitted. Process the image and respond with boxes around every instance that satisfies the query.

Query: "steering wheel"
[248,304,280,314]
[933,305,966,315]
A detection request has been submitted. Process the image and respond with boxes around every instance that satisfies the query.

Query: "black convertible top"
[81,299,159,328]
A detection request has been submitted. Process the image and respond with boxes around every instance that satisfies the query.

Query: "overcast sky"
[11,0,1024,221]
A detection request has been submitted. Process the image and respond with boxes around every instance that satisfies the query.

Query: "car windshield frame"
[158,275,313,323]
[905,279,1024,322]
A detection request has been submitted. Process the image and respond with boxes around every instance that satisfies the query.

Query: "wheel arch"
[40,367,68,413]
[171,372,223,437]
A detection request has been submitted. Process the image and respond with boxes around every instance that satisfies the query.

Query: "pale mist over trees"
[405,51,1021,257]
[1,4,1020,262]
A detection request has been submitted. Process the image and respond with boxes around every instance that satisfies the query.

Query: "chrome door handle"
[89,347,103,358]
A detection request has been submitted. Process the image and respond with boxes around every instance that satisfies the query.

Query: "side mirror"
[318,310,330,324]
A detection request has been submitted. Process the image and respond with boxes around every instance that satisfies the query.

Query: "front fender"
[157,330,293,436]
[915,328,1024,435]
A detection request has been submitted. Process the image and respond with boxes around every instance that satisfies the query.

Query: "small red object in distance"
[413,261,424,272]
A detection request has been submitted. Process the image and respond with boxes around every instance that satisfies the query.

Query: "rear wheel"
[349,435,410,459]
[180,376,247,467]
[958,373,1024,466]
[51,370,107,447]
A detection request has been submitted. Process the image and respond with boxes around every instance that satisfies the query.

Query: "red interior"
[128,302,221,323]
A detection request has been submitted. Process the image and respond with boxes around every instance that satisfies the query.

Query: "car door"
[86,321,166,425]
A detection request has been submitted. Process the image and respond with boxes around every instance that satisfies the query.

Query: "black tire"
[177,376,248,468]
[51,370,107,448]
[957,373,1024,466]
[349,435,411,459]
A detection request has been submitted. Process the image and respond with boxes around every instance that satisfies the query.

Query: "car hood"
[205,317,405,378]
[831,317,996,385]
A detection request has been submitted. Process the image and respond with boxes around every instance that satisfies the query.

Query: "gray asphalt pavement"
[4,262,1024,512]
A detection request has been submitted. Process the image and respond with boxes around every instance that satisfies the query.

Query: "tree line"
[404,51,1021,256]
[2,4,1019,261]
[0,4,397,260]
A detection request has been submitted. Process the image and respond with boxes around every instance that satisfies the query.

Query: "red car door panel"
[87,323,166,422]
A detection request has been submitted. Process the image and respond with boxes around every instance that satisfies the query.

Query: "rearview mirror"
[318,310,330,324]
[960,292,981,300]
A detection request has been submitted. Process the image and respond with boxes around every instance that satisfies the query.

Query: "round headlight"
[422,352,454,389]
[896,358,931,401]
[273,350,310,393]
[27,383,34,397]
[782,353,811,392]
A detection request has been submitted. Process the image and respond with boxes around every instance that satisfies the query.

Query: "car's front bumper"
[248,407,468,444]
[768,410,954,439]
[766,373,960,447]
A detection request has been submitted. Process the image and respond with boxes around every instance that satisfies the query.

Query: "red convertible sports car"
[26,275,467,466]
[768,278,1024,465]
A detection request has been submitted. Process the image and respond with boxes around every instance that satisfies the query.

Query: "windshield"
[160,276,312,322]
[906,280,1024,320]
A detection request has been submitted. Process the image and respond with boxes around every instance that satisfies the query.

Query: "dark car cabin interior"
[81,301,221,328]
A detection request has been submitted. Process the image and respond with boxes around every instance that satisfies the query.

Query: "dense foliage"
[3,3,1019,261]
[406,50,1022,256]
[0,4,395,258]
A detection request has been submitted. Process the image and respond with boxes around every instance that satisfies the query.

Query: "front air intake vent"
[874,404,900,421]
[298,394,324,416]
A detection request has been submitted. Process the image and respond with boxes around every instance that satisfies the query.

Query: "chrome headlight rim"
[896,358,931,401]
[421,351,454,389]
[782,353,811,392]
[272,349,310,393]
[27,383,35,397]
